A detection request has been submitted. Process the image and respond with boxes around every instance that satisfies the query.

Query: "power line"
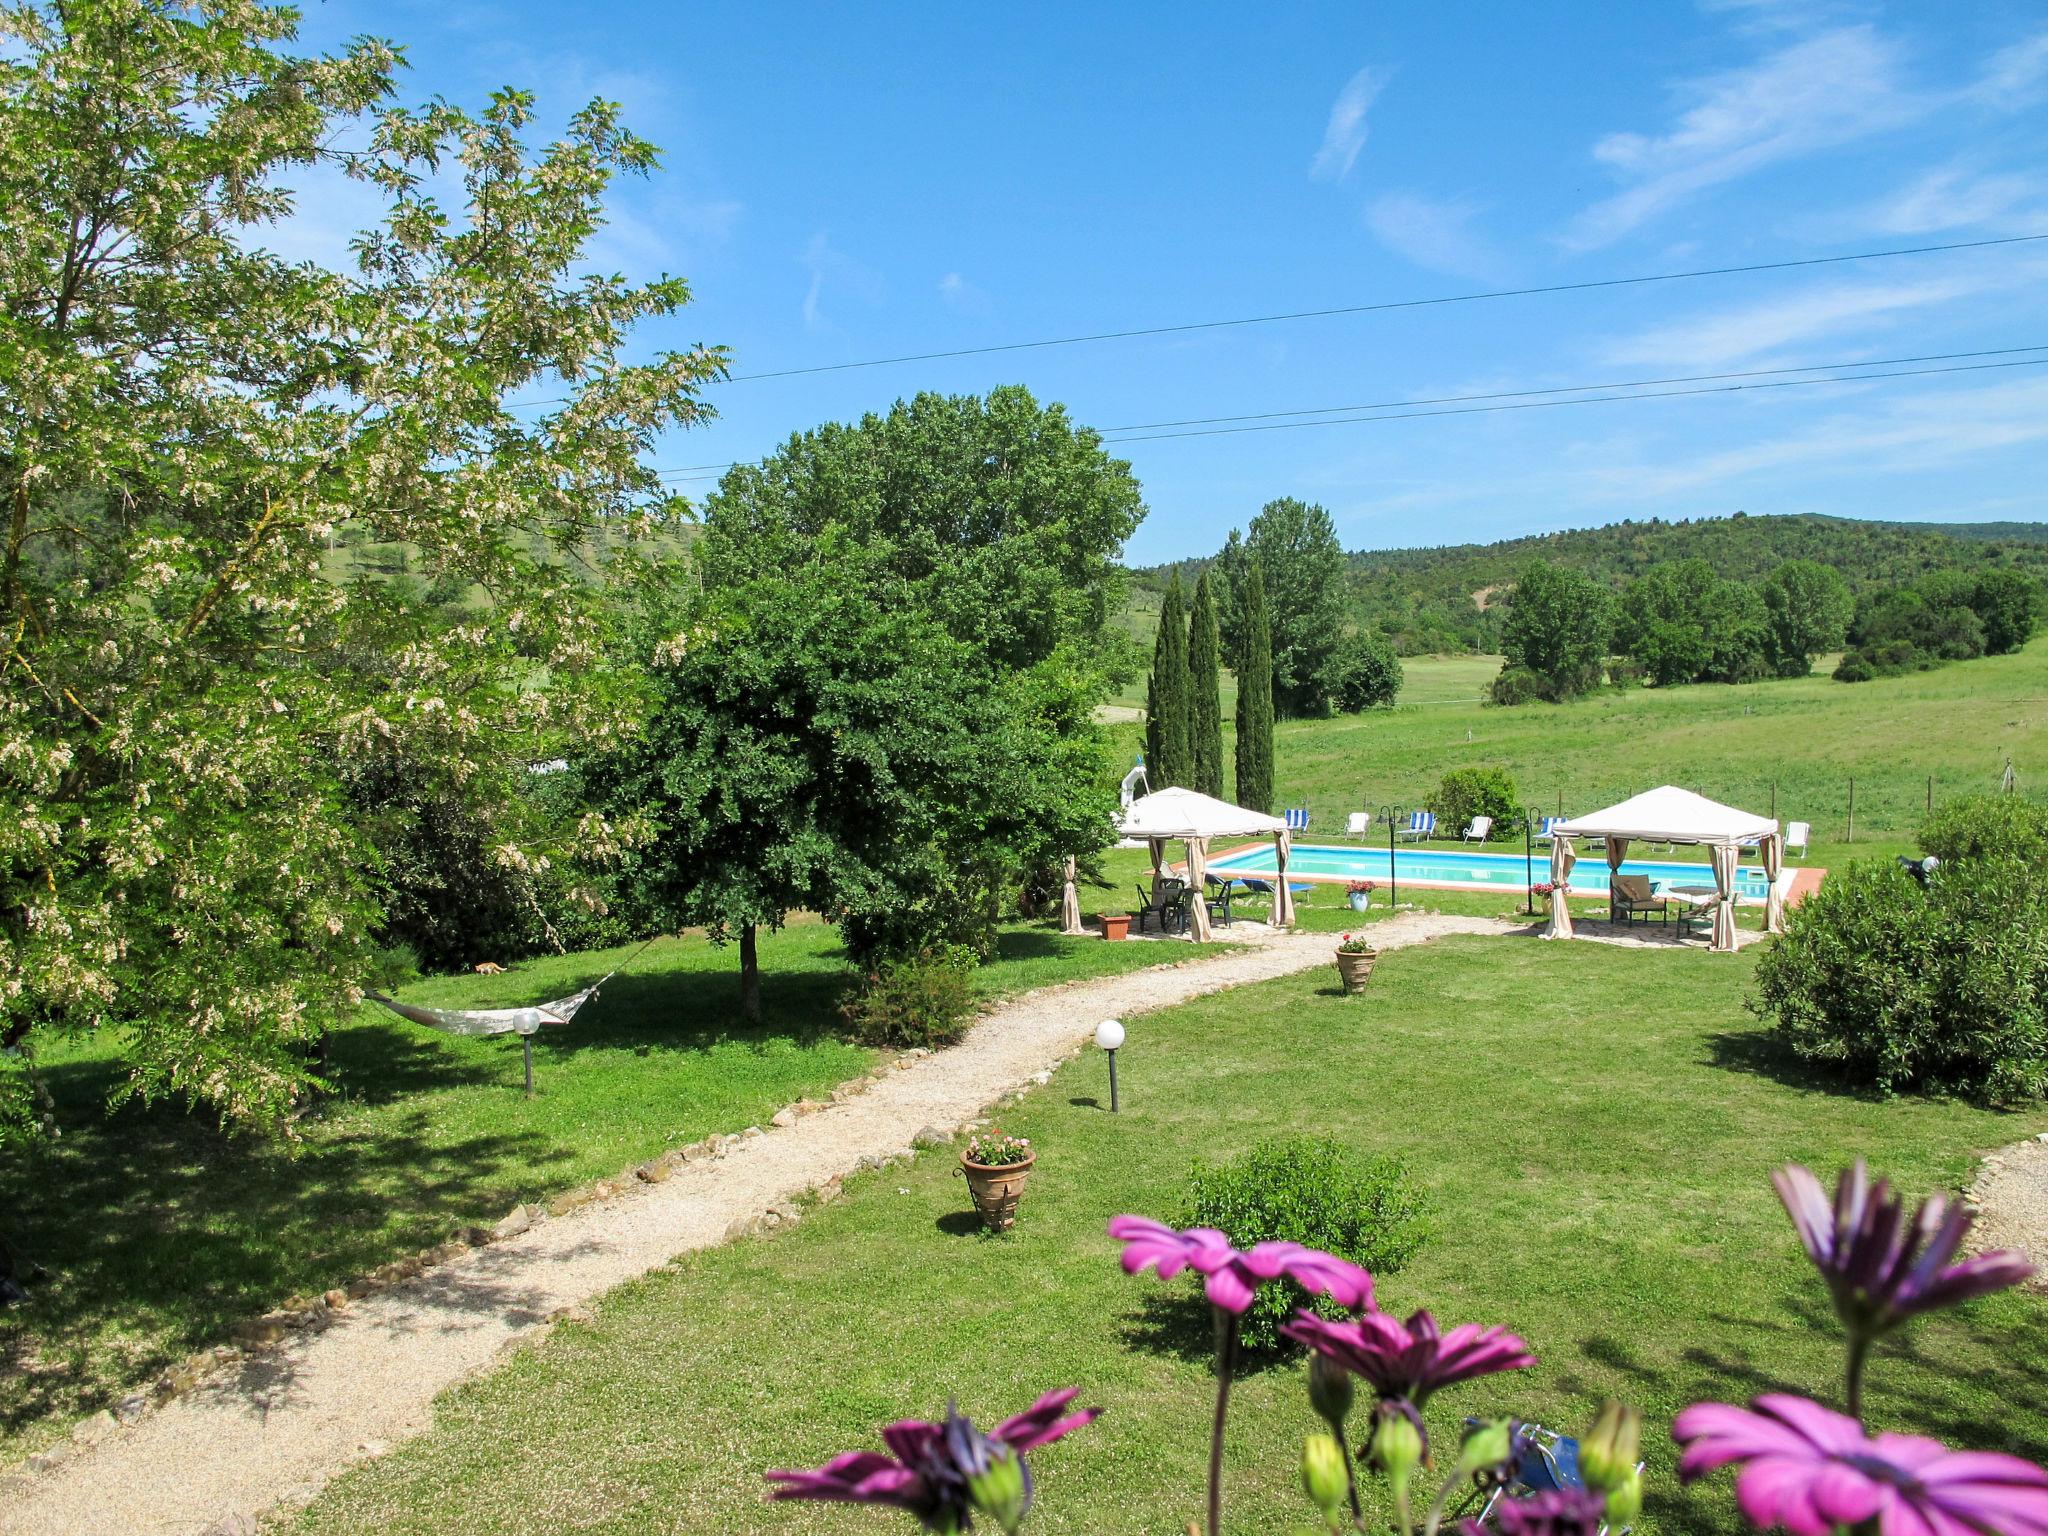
[723,232,2048,383]
[1094,355,2048,447]
[506,230,2048,409]
[644,342,2048,482]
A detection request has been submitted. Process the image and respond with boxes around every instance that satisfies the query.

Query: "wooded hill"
[1135,512,2048,655]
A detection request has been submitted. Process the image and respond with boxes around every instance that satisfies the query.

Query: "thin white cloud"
[799,233,884,331]
[1868,165,2044,235]
[1578,373,2048,498]
[1969,28,2048,109]
[1310,65,1392,182]
[1599,275,1986,369]
[937,271,990,314]
[1363,191,1502,279]
[1566,26,1916,248]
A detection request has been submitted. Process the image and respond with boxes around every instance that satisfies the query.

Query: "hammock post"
[523,1034,535,1098]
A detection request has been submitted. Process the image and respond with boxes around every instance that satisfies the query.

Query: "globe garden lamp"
[1095,1018,1125,1113]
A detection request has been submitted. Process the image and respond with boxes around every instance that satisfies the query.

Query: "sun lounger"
[1463,815,1492,844]
[1345,811,1372,836]
[1395,810,1435,842]
[1284,808,1311,831]
[1785,821,1809,860]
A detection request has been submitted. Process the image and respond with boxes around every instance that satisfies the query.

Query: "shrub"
[1323,630,1403,713]
[838,945,980,1050]
[1487,665,1543,706]
[1429,766,1522,842]
[1749,853,2048,1103]
[1922,794,2048,867]
[1179,1137,1430,1350]
[1605,655,1643,689]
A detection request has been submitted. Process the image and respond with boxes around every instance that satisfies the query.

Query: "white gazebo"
[1114,787,1295,941]
[1546,786,1785,951]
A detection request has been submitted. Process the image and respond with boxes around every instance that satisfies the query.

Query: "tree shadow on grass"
[1700,1026,1888,1102]
[1116,1289,1308,1377]
[0,1084,569,1440]
[1580,1290,2048,1461]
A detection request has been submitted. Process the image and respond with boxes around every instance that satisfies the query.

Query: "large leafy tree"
[1145,571,1191,789]
[587,547,1107,1013]
[0,1,723,1136]
[1233,562,1275,813]
[1494,560,1611,702]
[1615,559,1769,686]
[688,388,1141,964]
[1240,498,1347,716]
[1186,570,1223,798]
[1970,568,2039,656]
[1761,559,1853,677]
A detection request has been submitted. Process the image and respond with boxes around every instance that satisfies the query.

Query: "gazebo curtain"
[1762,833,1786,935]
[1605,837,1629,919]
[1060,854,1084,935]
[1710,842,1739,951]
[1185,838,1213,942]
[1544,837,1577,940]
[1274,832,1296,927]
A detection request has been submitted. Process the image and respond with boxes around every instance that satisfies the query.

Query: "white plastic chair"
[1463,815,1492,844]
[1785,821,1810,860]
[1346,811,1372,837]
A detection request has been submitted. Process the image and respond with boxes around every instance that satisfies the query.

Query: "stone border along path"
[0,912,1515,1536]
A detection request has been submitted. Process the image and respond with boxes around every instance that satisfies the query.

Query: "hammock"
[361,986,598,1038]
[362,935,662,1091]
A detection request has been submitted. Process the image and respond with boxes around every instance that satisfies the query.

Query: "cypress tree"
[1234,561,1275,812]
[1145,572,1191,788]
[1187,569,1223,797]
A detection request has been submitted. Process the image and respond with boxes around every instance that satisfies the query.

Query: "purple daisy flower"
[1674,1393,2048,1536]
[1106,1215,1375,1315]
[1774,1160,2035,1340]
[766,1388,1100,1531]
[1459,1487,1609,1536]
[1281,1308,1536,1405]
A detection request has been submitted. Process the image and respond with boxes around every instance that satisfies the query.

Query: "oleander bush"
[1750,807,2048,1102]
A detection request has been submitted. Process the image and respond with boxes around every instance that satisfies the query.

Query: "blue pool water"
[1205,842,1774,902]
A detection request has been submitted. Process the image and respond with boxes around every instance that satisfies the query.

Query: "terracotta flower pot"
[1335,948,1377,993]
[1101,913,1131,941]
[960,1153,1035,1232]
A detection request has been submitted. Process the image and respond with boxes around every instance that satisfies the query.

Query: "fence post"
[1926,776,1933,816]
[1770,781,1777,821]
[1847,777,1855,844]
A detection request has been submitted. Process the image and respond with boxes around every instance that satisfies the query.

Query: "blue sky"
[287,1,2048,563]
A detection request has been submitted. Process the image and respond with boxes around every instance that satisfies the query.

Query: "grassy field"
[0,918,1231,1456]
[286,935,2048,1536]
[1109,640,2048,868]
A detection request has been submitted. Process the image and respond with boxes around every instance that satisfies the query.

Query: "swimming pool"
[1203,841,1776,903]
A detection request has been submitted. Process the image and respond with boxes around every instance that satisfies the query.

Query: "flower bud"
[1307,1352,1354,1430]
[966,1450,1030,1534]
[1581,1400,1641,1493]
[1301,1433,1349,1516]
[1603,1467,1644,1527]
[1368,1398,1426,1484]
[1457,1417,1515,1480]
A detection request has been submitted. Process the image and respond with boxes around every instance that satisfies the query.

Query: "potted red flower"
[1344,879,1376,913]
[1334,932,1377,993]
[958,1128,1035,1231]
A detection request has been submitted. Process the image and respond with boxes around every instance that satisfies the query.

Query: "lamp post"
[1378,804,1400,910]
[1095,1018,1125,1113]
[1524,812,1536,916]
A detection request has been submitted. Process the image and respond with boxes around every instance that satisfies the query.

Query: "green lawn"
[1110,639,2048,869]
[287,936,2048,1535]
[0,917,1231,1456]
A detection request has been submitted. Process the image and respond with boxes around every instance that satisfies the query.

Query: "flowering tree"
[0,0,724,1137]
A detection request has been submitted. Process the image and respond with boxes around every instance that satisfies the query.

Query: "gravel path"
[1,913,1511,1536]
[1969,1135,2048,1291]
